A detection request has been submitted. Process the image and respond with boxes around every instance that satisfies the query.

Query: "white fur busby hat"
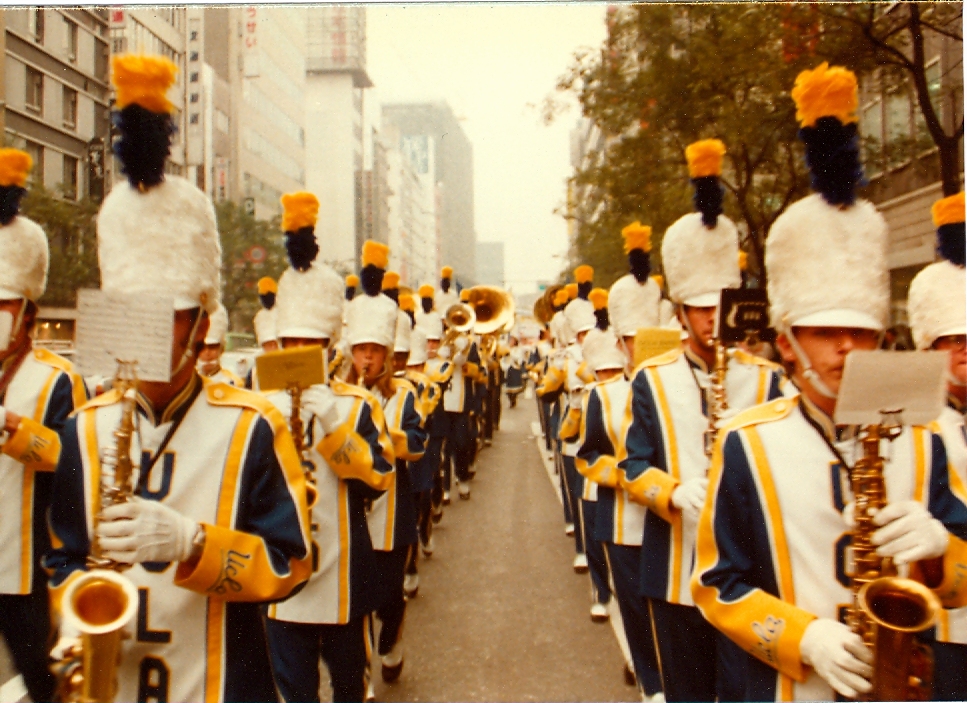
[767,64,888,331]
[253,307,277,346]
[394,310,412,353]
[408,326,428,366]
[204,303,229,345]
[907,192,966,349]
[346,293,398,348]
[608,274,662,338]
[0,149,46,301]
[416,310,444,341]
[582,328,627,372]
[563,298,596,340]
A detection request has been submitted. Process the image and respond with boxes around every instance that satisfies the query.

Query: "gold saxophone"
[703,339,729,459]
[846,411,940,701]
[58,361,140,703]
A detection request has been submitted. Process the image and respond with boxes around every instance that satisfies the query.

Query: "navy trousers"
[604,542,662,697]
[442,411,474,483]
[561,455,584,554]
[934,641,967,700]
[580,498,610,605]
[0,579,55,703]
[266,615,368,703]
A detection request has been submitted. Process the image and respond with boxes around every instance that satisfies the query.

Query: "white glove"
[799,618,872,698]
[671,477,708,522]
[50,616,81,661]
[872,500,949,565]
[453,351,469,367]
[437,346,452,360]
[302,384,340,435]
[454,336,469,353]
[98,497,198,564]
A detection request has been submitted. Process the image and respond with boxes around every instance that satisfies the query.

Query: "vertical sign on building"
[243,7,260,77]
[185,12,204,169]
[109,7,127,54]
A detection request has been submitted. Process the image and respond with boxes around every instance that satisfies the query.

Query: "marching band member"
[608,222,667,362]
[346,273,359,301]
[197,303,244,386]
[255,276,280,353]
[693,64,967,702]
[0,149,86,703]
[501,334,527,408]
[47,55,312,703]
[419,304,456,518]
[264,200,395,703]
[619,138,783,702]
[538,288,572,533]
[434,266,459,315]
[907,191,967,700]
[441,284,480,500]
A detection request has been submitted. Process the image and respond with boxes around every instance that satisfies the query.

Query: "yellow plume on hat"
[460,289,470,302]
[280,192,319,232]
[686,139,726,179]
[565,283,578,300]
[932,192,965,227]
[382,271,401,290]
[418,284,435,298]
[574,265,594,284]
[441,266,453,279]
[0,149,32,188]
[257,277,277,295]
[346,274,360,288]
[362,240,389,269]
[111,54,178,113]
[621,222,652,254]
[553,289,569,307]
[650,274,664,290]
[738,250,749,272]
[589,288,608,311]
[791,62,858,128]
[400,293,415,312]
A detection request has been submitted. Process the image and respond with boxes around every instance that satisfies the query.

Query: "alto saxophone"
[58,361,140,703]
[846,410,941,701]
[703,338,729,459]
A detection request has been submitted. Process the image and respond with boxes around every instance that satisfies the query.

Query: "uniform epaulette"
[634,345,682,374]
[721,395,798,434]
[731,348,783,372]
[33,346,76,373]
[330,378,380,406]
[391,377,417,395]
[205,380,280,417]
[73,387,123,414]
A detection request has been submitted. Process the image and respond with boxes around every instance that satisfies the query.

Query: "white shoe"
[457,481,470,499]
[647,693,665,703]
[573,554,588,573]
[380,640,404,682]
[403,572,419,598]
[565,523,575,536]
[590,602,609,622]
[365,678,376,701]
[422,534,435,557]
[442,490,451,505]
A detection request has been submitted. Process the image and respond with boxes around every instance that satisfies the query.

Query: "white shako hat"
[275,192,343,340]
[662,140,741,308]
[416,310,444,341]
[204,303,229,345]
[0,149,47,301]
[346,240,398,348]
[99,55,220,314]
[408,326,429,365]
[253,308,277,346]
[582,328,626,372]
[564,299,595,340]
[609,222,661,337]
[394,310,412,353]
[767,64,888,332]
[907,192,966,349]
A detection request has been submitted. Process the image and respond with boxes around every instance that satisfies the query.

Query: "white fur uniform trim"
[582,328,626,371]
[766,193,888,330]
[0,216,48,300]
[564,298,596,339]
[205,304,229,345]
[254,308,277,345]
[394,310,412,352]
[907,260,967,350]
[415,310,443,340]
[608,274,662,337]
[662,212,740,305]
[98,177,221,313]
[346,293,398,348]
[408,327,428,365]
[275,261,343,341]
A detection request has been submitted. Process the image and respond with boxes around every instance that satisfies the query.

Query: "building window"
[63,155,78,199]
[63,85,78,129]
[66,19,78,62]
[29,9,45,43]
[24,142,43,186]
[26,68,44,115]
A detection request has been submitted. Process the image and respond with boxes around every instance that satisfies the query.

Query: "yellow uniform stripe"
[648,367,683,603]
[338,479,350,623]
[913,426,927,504]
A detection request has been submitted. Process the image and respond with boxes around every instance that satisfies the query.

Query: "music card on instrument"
[74,289,174,382]
[256,345,325,392]
[716,289,775,344]
[633,328,682,367]
[834,350,948,426]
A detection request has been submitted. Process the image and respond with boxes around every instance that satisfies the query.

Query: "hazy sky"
[365,4,608,295]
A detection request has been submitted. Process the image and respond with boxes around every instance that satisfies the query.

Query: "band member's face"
[620,335,636,364]
[352,343,387,384]
[173,308,209,375]
[262,340,279,352]
[0,298,31,360]
[681,305,717,349]
[426,339,441,358]
[393,351,409,372]
[198,343,222,374]
[282,337,327,349]
[934,334,967,385]
[575,329,589,345]
[778,326,879,396]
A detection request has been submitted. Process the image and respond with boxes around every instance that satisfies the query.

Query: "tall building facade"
[382,102,476,288]
[2,8,111,200]
[304,6,371,273]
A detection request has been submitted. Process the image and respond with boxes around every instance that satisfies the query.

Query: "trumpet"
[58,361,141,703]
